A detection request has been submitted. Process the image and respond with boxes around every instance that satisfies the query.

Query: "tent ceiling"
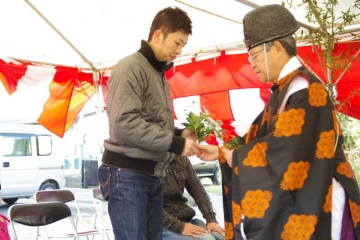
[0,0,247,69]
[1,0,359,70]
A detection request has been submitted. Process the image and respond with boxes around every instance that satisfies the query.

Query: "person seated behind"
[162,155,225,240]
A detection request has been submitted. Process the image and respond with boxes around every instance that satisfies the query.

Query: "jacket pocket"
[98,164,111,200]
[173,168,188,190]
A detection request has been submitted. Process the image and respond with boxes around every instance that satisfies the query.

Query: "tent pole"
[92,71,103,171]
[24,0,97,71]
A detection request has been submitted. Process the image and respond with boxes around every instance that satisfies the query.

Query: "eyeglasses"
[248,48,264,64]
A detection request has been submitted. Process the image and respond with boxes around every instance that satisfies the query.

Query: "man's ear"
[273,41,283,54]
[152,29,162,44]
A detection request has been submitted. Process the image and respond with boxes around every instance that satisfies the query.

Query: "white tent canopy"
[1,0,359,70]
[0,0,248,70]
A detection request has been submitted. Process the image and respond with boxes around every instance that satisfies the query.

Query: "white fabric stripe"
[18,65,56,88]
[172,88,265,137]
[0,65,56,122]
[332,178,345,240]
[0,56,22,64]
[172,96,202,129]
[229,88,264,137]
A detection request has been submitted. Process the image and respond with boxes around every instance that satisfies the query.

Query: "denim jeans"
[162,218,224,240]
[98,164,163,240]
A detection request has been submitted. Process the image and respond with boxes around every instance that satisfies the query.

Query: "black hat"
[243,4,300,50]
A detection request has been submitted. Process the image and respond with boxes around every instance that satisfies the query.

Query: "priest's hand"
[196,145,219,161]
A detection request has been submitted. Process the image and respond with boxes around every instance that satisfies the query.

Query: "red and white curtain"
[0,57,101,137]
[1,39,359,139]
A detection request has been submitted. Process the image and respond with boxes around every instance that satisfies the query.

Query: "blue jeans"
[162,218,224,240]
[98,164,163,240]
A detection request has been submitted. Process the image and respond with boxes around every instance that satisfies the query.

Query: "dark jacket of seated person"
[162,155,224,239]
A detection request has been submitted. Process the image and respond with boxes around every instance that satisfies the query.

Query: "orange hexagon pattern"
[224,186,229,196]
[241,190,272,218]
[280,161,310,191]
[323,185,332,213]
[224,221,234,240]
[278,69,299,91]
[281,214,318,240]
[273,108,305,137]
[232,201,242,225]
[219,146,227,163]
[308,82,328,107]
[234,166,239,175]
[261,106,271,126]
[246,124,259,143]
[315,130,335,159]
[337,161,356,179]
[332,110,342,136]
[243,142,268,167]
[349,200,360,227]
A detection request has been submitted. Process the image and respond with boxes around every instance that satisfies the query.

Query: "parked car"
[0,123,66,204]
[189,156,221,185]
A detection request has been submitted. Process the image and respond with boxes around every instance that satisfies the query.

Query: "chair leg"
[69,216,80,240]
[95,199,111,240]
[42,226,50,239]
[36,226,40,240]
[99,205,106,240]
[10,222,18,240]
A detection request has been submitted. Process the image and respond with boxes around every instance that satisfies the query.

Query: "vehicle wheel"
[211,167,222,185]
[40,182,57,190]
[3,198,19,204]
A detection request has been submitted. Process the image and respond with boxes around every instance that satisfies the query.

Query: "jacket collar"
[137,40,174,73]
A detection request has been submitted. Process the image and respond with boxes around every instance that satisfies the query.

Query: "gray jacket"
[103,41,185,177]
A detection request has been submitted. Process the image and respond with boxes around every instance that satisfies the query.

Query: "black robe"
[220,67,360,240]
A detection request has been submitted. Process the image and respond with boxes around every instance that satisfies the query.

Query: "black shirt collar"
[137,40,174,73]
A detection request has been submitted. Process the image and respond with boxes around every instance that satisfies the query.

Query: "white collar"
[278,57,302,81]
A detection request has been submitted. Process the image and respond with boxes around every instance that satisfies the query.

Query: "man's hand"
[207,222,225,237]
[196,145,219,161]
[182,223,208,238]
[181,139,199,157]
[181,128,197,142]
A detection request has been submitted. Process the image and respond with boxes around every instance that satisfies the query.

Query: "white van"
[0,123,65,204]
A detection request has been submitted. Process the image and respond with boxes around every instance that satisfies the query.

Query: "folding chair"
[35,189,99,239]
[92,188,112,240]
[8,202,79,240]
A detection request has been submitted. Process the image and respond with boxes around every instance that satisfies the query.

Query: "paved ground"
[7,178,224,239]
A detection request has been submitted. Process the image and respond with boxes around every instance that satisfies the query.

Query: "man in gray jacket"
[98,6,198,240]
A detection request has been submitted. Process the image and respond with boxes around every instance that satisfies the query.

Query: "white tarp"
[0,0,359,70]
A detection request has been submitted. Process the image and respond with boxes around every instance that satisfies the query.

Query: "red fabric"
[0,59,98,137]
[0,59,27,95]
[37,67,79,137]
[1,41,360,139]
[166,51,272,143]
[66,81,96,131]
[165,45,360,145]
[298,42,360,119]
[101,77,108,107]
